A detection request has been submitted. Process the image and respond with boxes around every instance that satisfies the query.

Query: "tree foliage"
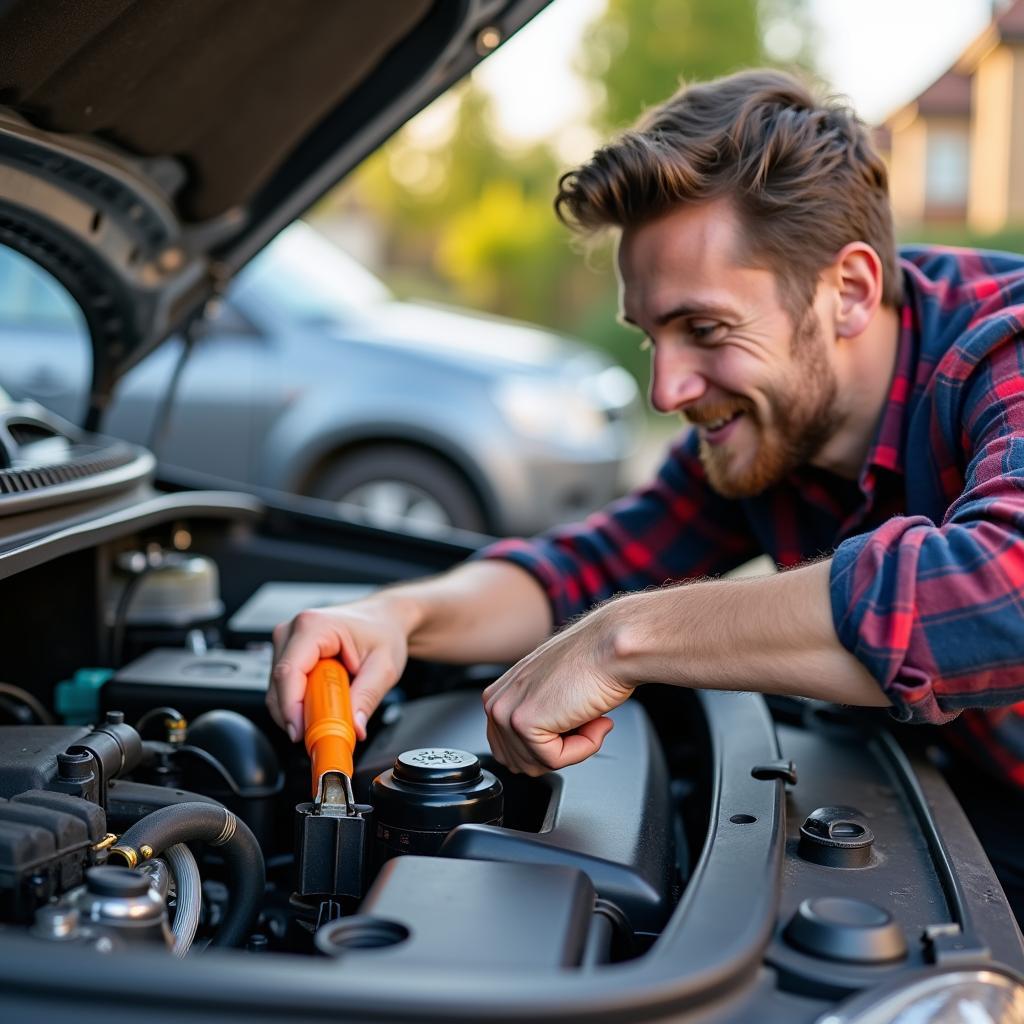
[580,0,762,132]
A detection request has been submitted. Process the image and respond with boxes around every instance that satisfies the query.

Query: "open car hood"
[0,0,549,429]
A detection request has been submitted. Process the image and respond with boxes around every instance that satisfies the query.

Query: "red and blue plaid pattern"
[479,245,1024,788]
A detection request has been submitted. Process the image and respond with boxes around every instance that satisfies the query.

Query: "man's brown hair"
[556,68,901,317]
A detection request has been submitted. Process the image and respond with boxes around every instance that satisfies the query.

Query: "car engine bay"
[0,402,1022,1023]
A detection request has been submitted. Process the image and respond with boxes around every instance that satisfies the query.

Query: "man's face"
[617,199,842,498]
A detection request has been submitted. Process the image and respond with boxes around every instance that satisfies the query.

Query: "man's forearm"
[606,559,891,707]
[379,559,553,666]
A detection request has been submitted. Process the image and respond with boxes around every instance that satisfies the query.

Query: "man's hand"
[266,561,554,745]
[268,596,414,743]
[482,605,635,775]
[481,561,891,776]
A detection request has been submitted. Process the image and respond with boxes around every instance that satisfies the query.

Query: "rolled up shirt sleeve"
[475,430,760,629]
[831,331,1024,723]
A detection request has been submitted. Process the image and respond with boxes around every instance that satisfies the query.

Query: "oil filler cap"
[784,897,908,964]
[371,749,503,862]
[393,748,481,785]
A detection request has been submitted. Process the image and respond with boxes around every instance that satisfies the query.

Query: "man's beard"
[697,310,840,499]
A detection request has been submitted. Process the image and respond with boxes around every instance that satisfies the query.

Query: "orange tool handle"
[304,658,356,796]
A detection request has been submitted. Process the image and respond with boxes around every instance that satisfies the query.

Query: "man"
[268,70,1024,885]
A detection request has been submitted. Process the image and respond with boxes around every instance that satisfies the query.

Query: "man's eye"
[690,322,724,343]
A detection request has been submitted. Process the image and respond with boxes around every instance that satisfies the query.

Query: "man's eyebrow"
[619,302,738,330]
[651,301,738,326]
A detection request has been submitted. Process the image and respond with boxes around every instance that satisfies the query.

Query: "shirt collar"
[856,263,919,494]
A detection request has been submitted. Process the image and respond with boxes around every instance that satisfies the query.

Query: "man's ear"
[831,242,884,339]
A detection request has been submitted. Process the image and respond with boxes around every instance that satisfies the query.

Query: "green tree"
[580,0,763,132]
[330,82,570,321]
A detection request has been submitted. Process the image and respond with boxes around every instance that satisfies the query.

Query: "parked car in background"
[0,220,640,535]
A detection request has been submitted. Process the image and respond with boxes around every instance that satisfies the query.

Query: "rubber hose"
[113,802,264,948]
[164,843,201,957]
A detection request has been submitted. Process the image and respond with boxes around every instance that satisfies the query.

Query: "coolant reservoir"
[118,553,223,628]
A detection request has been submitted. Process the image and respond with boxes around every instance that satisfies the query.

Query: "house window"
[925,128,969,208]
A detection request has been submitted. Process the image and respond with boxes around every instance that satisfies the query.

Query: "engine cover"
[355,690,677,933]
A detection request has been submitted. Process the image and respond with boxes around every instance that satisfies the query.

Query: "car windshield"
[237,221,392,327]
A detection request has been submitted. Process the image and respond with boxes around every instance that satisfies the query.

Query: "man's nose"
[649,347,707,414]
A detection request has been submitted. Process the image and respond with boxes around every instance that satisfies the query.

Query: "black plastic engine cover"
[355,691,677,933]
[0,726,90,797]
[0,790,105,922]
[318,855,596,970]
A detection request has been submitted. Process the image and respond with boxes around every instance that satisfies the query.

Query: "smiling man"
[269,70,1024,908]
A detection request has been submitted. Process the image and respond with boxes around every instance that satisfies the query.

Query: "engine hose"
[110,802,264,949]
[164,843,201,957]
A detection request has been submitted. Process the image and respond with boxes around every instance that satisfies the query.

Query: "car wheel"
[311,445,488,533]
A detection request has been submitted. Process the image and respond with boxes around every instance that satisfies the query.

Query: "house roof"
[880,1,1024,126]
[995,0,1024,43]
[882,69,971,129]
[956,0,1024,74]
[914,70,972,118]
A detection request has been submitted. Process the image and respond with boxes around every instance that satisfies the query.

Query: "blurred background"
[2,0,1018,535]
[310,0,1016,477]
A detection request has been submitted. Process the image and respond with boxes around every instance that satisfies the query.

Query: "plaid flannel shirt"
[479,245,1024,789]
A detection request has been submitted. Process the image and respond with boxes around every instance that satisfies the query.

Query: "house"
[882,0,1024,233]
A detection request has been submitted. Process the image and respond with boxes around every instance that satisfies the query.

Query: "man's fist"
[482,603,635,775]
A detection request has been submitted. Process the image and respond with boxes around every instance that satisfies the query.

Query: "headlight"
[493,377,609,447]
[818,968,1024,1024]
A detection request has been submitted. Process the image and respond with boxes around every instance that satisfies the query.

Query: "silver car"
[0,220,640,535]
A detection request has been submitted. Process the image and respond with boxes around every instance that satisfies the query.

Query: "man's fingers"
[484,690,533,774]
[273,640,338,739]
[487,706,616,776]
[348,647,401,741]
[485,716,513,772]
[520,716,614,773]
[271,620,290,658]
[267,607,371,740]
[503,719,545,775]
[508,706,560,775]
[552,716,614,768]
[265,685,284,732]
[269,658,307,741]
[486,693,558,776]
[267,620,293,731]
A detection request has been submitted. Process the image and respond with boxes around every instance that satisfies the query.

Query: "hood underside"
[0,0,548,427]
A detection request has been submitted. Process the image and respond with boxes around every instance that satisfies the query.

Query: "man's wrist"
[600,591,664,688]
[368,587,425,640]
